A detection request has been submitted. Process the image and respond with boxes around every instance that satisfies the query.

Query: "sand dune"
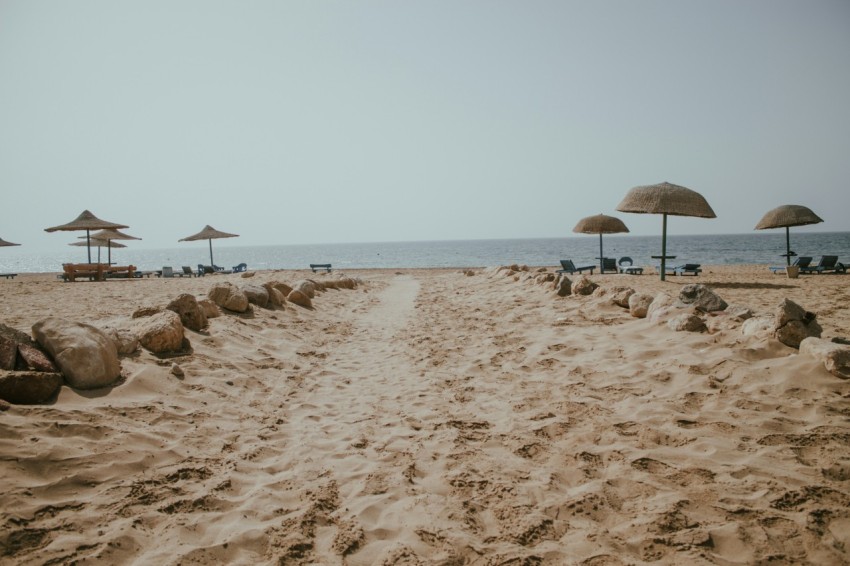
[1,266,849,564]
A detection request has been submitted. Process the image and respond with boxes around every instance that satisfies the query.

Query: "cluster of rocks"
[488,265,849,380]
[0,275,361,405]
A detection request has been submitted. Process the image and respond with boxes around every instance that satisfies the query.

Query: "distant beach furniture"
[556,259,595,275]
[769,256,812,274]
[310,263,332,272]
[0,273,17,279]
[754,205,824,266]
[182,266,196,277]
[664,263,702,276]
[179,225,239,268]
[800,255,846,274]
[572,213,630,273]
[618,257,643,275]
[62,262,136,282]
[45,210,129,265]
[601,258,618,273]
[233,263,248,273]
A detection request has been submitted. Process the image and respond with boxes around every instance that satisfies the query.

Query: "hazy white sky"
[2,1,849,251]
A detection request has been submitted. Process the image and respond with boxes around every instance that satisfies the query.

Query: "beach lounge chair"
[556,259,595,275]
[601,258,618,274]
[232,263,248,273]
[0,273,17,279]
[618,257,643,275]
[213,265,233,274]
[162,266,175,278]
[664,263,702,276]
[769,256,812,274]
[800,255,846,274]
[182,266,196,277]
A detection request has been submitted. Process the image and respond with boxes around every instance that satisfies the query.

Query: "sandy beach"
[1,265,849,565]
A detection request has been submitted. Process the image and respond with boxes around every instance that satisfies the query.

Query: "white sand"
[1,266,849,564]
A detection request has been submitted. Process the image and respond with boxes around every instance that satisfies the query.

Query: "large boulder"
[572,276,598,296]
[678,284,727,313]
[17,343,58,372]
[774,298,822,348]
[134,311,185,354]
[208,282,249,313]
[242,284,270,309]
[167,294,208,332]
[32,318,121,390]
[264,286,286,308]
[269,281,293,297]
[554,275,572,297]
[648,293,677,323]
[800,338,850,379]
[294,280,317,299]
[0,370,63,404]
[611,287,636,309]
[100,327,140,356]
[197,299,221,319]
[287,289,313,309]
[667,313,707,332]
[628,293,654,318]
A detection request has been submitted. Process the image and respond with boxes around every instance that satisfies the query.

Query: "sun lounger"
[556,259,595,275]
[0,273,17,279]
[664,263,702,276]
[182,266,196,277]
[601,258,618,274]
[233,263,248,273]
[310,263,332,272]
[800,255,846,274]
[162,266,176,278]
[618,257,643,275]
[770,256,812,274]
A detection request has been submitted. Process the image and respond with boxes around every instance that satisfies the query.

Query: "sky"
[1,1,849,251]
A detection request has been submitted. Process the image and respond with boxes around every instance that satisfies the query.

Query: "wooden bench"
[62,263,136,282]
[0,273,17,279]
[105,265,136,279]
[310,263,332,272]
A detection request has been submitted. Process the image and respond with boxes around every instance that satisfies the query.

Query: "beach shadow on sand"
[706,282,798,290]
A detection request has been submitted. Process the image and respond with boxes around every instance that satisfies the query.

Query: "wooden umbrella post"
[209,238,214,267]
[660,213,668,281]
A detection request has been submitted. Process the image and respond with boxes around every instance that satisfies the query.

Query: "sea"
[2,232,849,273]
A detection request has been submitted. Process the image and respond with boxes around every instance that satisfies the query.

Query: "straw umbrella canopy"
[0,237,21,247]
[70,238,126,263]
[754,205,823,266]
[179,225,239,267]
[45,210,129,263]
[572,214,630,272]
[87,228,141,266]
[616,181,716,281]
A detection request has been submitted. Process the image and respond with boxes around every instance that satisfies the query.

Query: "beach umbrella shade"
[616,181,716,281]
[754,205,824,266]
[45,210,129,263]
[0,237,21,247]
[179,225,239,267]
[70,238,126,263]
[573,214,630,272]
[87,228,141,266]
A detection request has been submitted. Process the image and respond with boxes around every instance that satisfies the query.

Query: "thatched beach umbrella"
[70,238,126,263]
[45,210,129,263]
[0,237,21,247]
[616,182,716,281]
[573,214,629,272]
[179,225,239,267]
[87,228,141,266]
[754,205,823,266]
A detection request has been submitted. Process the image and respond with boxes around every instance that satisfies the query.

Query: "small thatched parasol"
[179,225,239,267]
[754,205,824,266]
[70,238,126,263]
[617,182,716,281]
[87,228,141,266]
[0,237,21,247]
[573,214,629,272]
[45,210,129,263]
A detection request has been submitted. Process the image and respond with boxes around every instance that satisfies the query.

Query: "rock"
[0,324,39,371]
[800,338,850,379]
[725,305,754,320]
[287,289,313,309]
[294,280,317,299]
[535,272,555,285]
[741,316,774,337]
[269,281,293,297]
[774,299,821,348]
[197,299,221,319]
[572,275,598,296]
[463,270,476,276]
[628,293,654,318]
[132,306,162,319]
[0,336,17,370]
[267,287,285,308]
[611,287,636,308]
[208,282,249,313]
[32,318,121,390]
[171,363,185,377]
[0,370,63,404]
[100,327,140,356]
[240,271,255,278]
[16,343,58,372]
[134,311,185,354]
[647,293,675,322]
[554,275,571,297]
[667,313,707,332]
[166,294,208,332]
[678,284,727,312]
[242,284,270,308]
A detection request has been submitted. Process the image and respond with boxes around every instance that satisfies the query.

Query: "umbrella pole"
[599,233,604,273]
[97,246,101,263]
[786,226,791,266]
[209,238,214,268]
[660,213,667,282]
[108,241,112,266]
[86,229,92,264]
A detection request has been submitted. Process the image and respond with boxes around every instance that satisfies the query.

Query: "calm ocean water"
[2,232,849,273]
